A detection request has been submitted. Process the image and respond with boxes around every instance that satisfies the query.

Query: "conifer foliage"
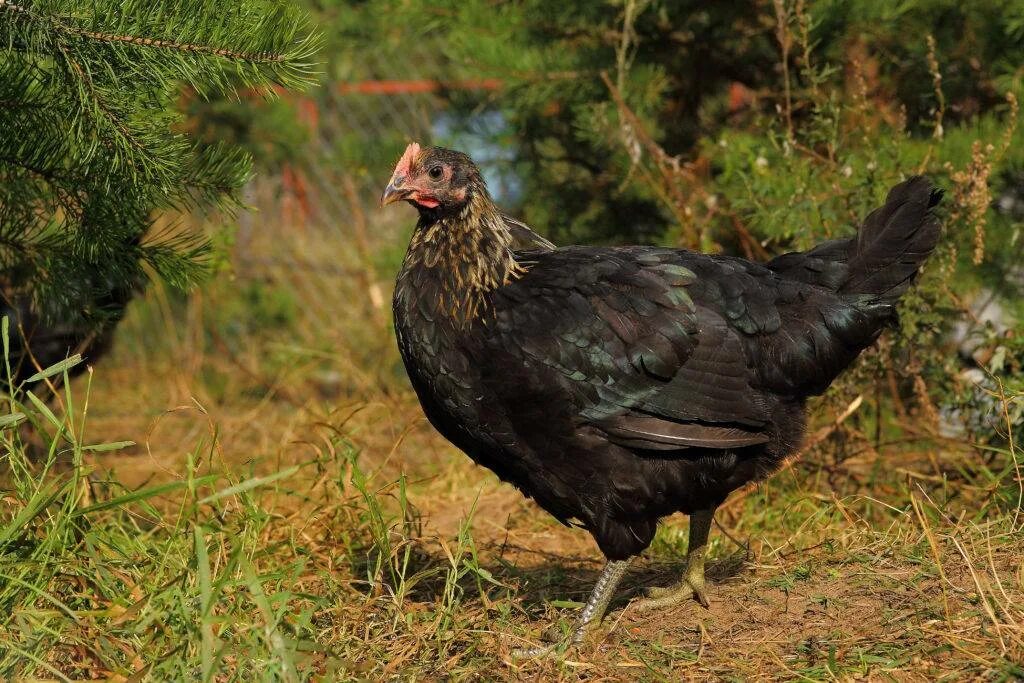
[0,0,317,346]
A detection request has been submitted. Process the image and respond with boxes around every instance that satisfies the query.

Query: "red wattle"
[412,194,440,208]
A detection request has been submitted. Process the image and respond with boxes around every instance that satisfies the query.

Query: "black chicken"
[1,284,136,388]
[382,143,941,654]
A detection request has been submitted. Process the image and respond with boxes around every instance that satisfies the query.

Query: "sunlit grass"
[2,287,1023,680]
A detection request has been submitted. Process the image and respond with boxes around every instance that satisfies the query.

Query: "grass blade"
[25,390,63,430]
[71,474,220,518]
[0,476,73,546]
[0,412,26,429]
[198,465,299,505]
[25,354,83,383]
[195,526,216,682]
[81,440,137,452]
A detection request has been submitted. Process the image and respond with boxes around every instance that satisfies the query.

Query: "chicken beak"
[380,175,410,207]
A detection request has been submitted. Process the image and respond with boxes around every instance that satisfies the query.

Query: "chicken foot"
[512,558,632,658]
[633,508,714,612]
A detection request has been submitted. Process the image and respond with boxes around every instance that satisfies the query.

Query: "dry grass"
[0,168,1019,680]
[5,3,1022,676]
[1,257,1021,681]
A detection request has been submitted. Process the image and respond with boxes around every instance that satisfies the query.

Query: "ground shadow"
[394,539,752,620]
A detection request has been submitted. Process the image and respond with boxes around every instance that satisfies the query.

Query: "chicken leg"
[513,558,632,658]
[633,508,714,612]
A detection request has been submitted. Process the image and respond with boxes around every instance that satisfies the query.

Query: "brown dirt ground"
[69,351,1022,681]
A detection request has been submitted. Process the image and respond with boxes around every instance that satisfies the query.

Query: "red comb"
[394,142,421,178]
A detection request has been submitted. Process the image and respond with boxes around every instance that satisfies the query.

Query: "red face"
[380,143,470,212]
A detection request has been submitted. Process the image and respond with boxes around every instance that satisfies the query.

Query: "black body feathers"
[392,168,941,561]
[1,282,137,386]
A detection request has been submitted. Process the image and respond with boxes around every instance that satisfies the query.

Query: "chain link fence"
[231,44,496,340]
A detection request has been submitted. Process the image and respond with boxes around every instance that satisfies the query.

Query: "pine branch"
[0,0,320,328]
[3,0,320,92]
[4,0,287,63]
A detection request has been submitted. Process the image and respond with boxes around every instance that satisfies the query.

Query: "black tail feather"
[839,176,942,301]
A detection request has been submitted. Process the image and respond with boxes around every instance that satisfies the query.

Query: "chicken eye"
[428,165,444,180]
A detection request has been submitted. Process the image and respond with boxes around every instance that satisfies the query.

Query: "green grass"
[0,376,311,679]
[0,346,508,680]
[2,302,1023,680]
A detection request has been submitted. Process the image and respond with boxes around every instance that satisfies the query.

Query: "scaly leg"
[513,558,632,658]
[632,508,714,612]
